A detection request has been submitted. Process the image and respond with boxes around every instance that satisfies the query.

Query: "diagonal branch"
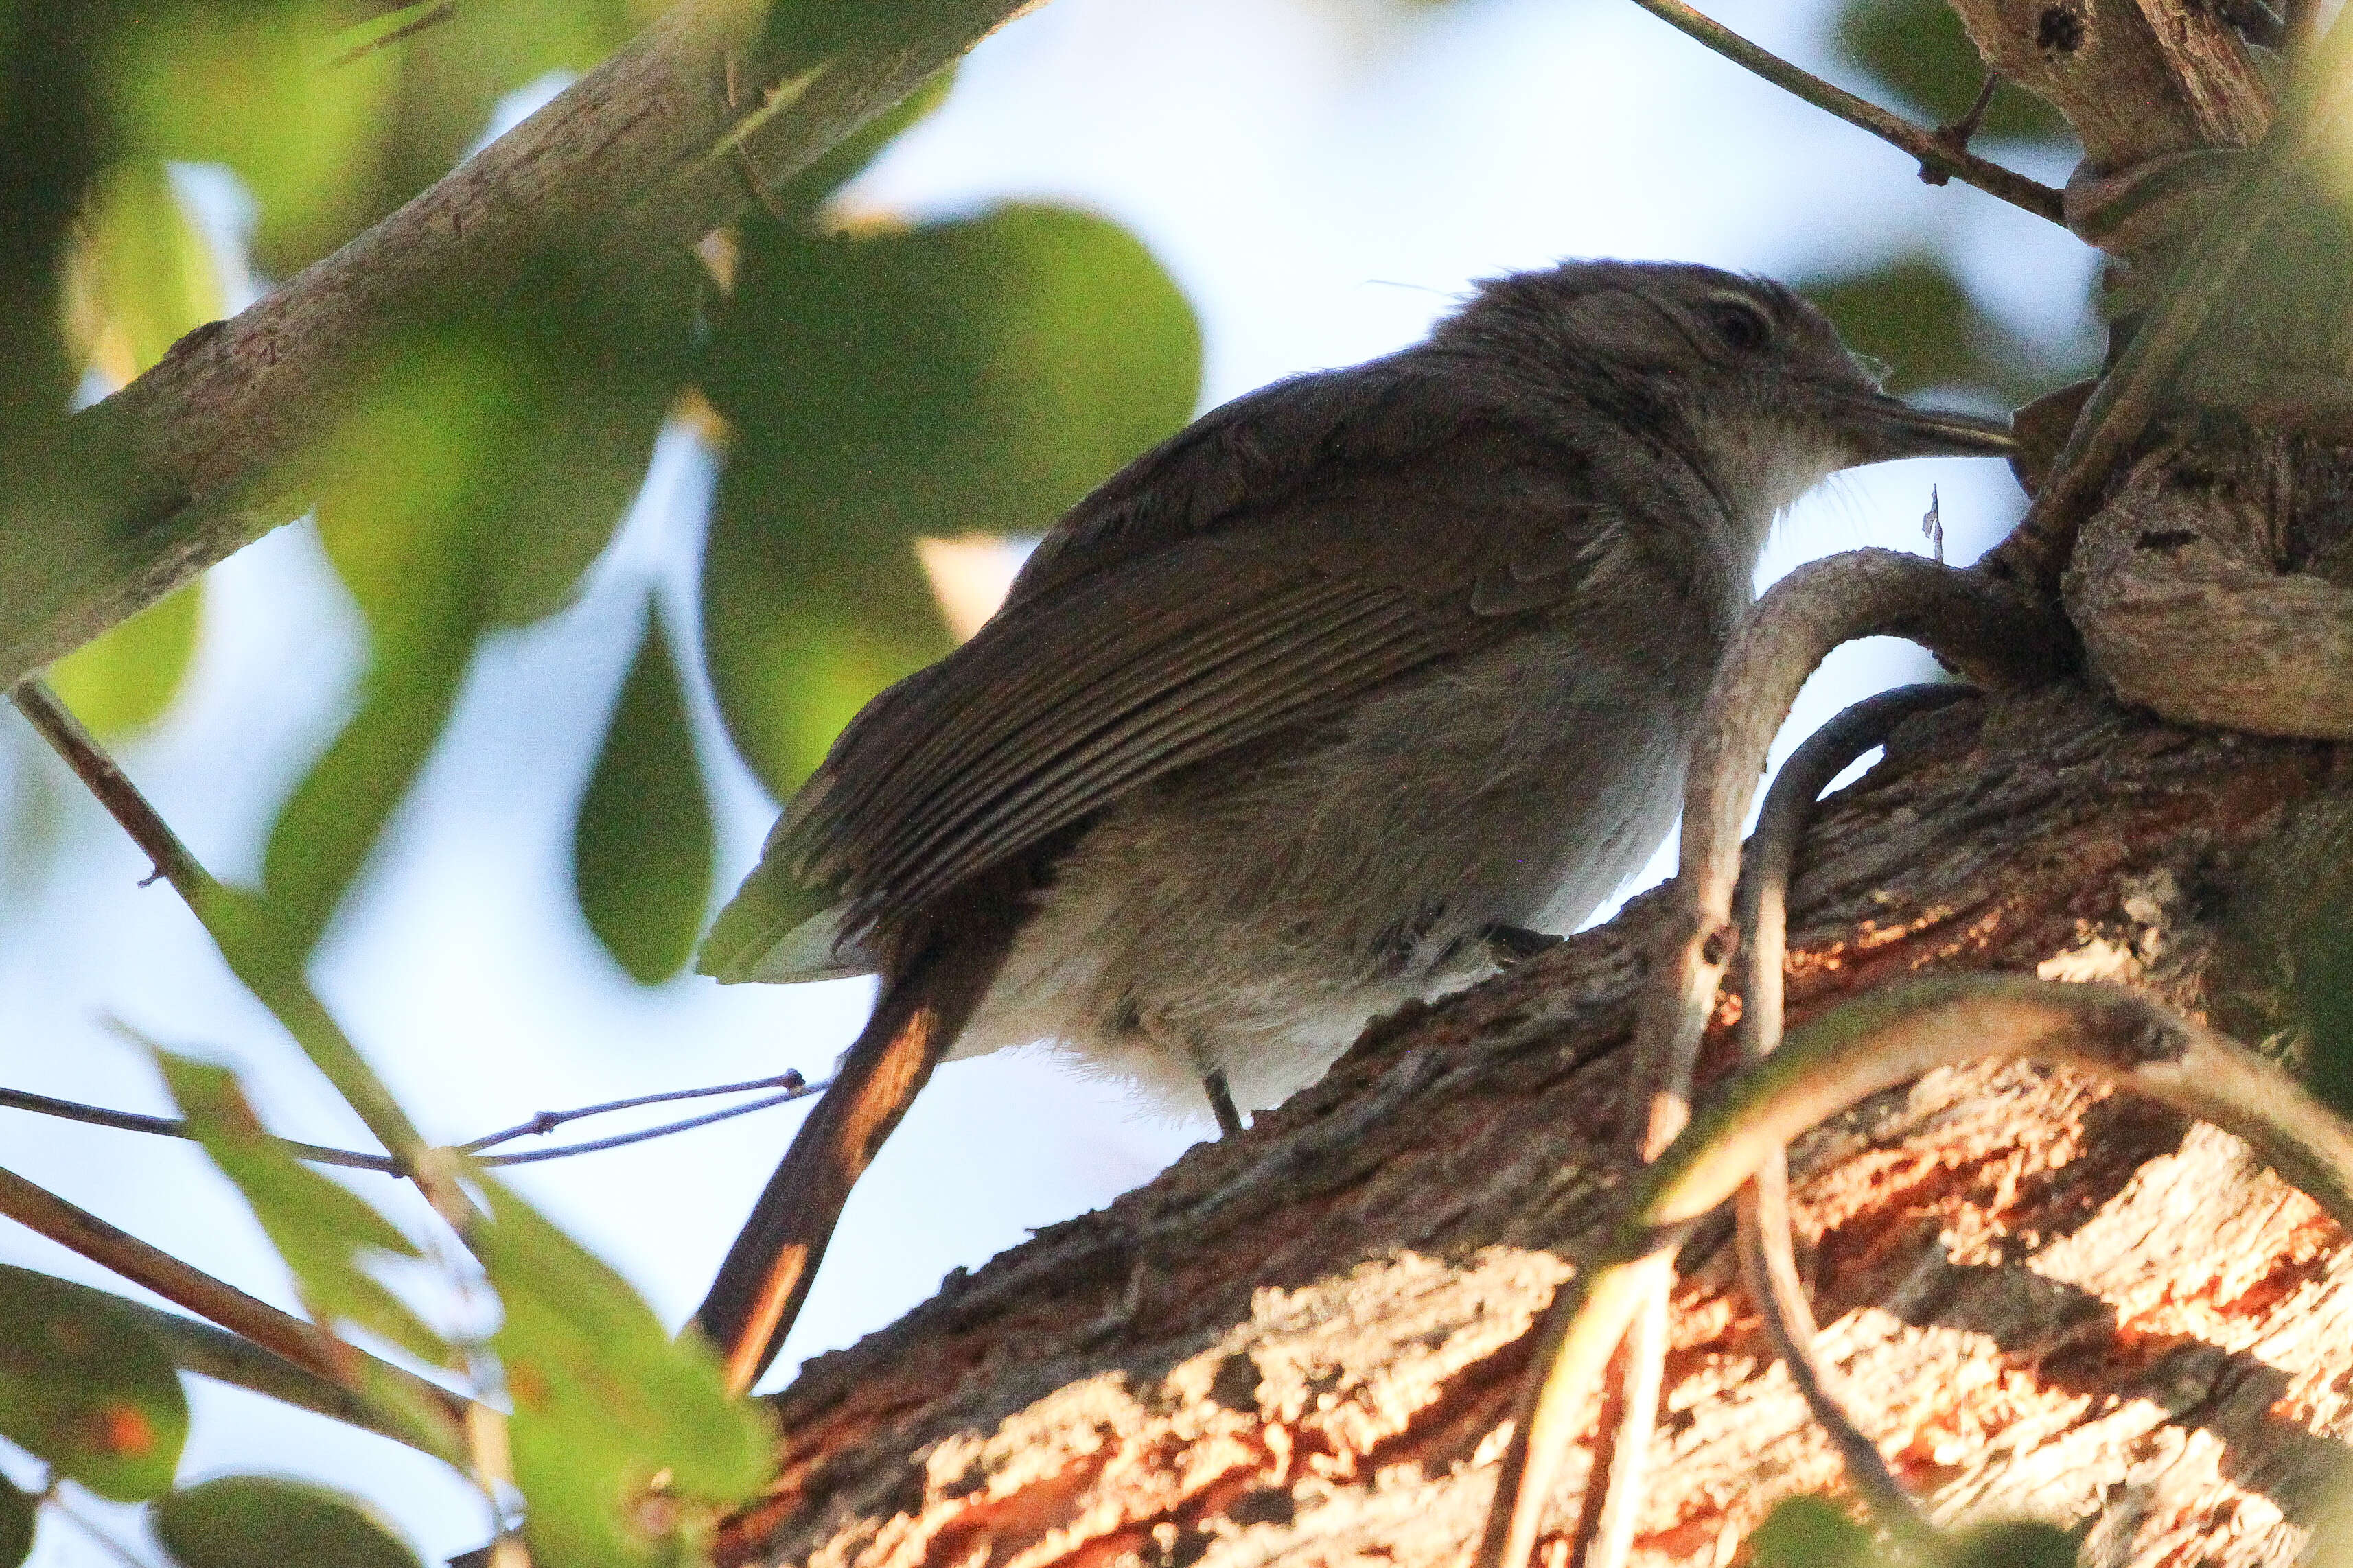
[1616,0,2064,222]
[0,1164,469,1460]
[0,0,1039,689]
[9,679,480,1236]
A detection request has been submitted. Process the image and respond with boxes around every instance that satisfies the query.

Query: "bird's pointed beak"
[1828,388,2015,464]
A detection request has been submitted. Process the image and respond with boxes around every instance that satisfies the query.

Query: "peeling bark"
[712,688,2353,1568]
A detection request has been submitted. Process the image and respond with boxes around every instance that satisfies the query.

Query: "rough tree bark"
[704,687,2353,1568]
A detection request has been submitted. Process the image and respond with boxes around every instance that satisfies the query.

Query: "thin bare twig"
[0,1074,829,1172]
[0,1162,469,1455]
[480,1081,826,1165]
[459,1070,810,1152]
[1477,978,2353,1568]
[8,681,209,899]
[1616,0,2064,222]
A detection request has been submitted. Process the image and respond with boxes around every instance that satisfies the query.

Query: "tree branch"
[0,1163,467,1456]
[1617,0,2063,222]
[1,0,1039,688]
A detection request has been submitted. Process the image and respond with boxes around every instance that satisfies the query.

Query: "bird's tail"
[691,902,1023,1393]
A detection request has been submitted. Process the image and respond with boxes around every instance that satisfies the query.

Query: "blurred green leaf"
[574,602,715,984]
[69,159,227,384]
[0,1263,187,1501]
[154,1053,446,1364]
[2291,876,2353,1119]
[1748,1495,1879,1568]
[1833,0,2073,145]
[155,1477,421,1568]
[107,1,406,275]
[261,640,471,953]
[0,1473,30,1568]
[470,1174,770,1567]
[1805,252,2030,402]
[701,202,1201,792]
[312,275,686,640]
[1940,1521,2079,1568]
[105,0,655,277]
[45,583,202,738]
[268,262,689,950]
[0,3,103,456]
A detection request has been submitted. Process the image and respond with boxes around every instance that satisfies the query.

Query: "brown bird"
[691,259,2014,1390]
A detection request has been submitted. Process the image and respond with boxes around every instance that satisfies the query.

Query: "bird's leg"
[1200,1068,1244,1138]
[1479,922,1563,965]
[1133,1006,1246,1137]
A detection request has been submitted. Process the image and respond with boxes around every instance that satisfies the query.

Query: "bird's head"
[1428,259,2013,522]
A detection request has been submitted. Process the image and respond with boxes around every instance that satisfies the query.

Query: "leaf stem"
[8,678,476,1233]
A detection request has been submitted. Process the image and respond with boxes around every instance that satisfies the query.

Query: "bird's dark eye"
[1704,297,1772,353]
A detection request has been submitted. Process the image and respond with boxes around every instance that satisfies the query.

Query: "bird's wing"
[699,367,1680,984]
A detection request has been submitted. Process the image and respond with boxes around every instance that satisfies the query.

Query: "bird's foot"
[1481,923,1564,965]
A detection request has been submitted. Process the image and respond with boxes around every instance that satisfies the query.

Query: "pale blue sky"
[0,1,2091,1562]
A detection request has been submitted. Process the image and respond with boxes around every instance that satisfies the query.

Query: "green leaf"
[0,1264,188,1501]
[272,264,690,952]
[261,640,471,955]
[700,202,1201,793]
[45,583,202,738]
[1833,0,2074,145]
[69,158,227,384]
[154,1053,446,1366]
[1747,1495,1879,1568]
[470,1174,769,1567]
[0,1473,30,1568]
[105,1,406,275]
[1805,253,2029,403]
[155,1477,421,1568]
[573,602,715,984]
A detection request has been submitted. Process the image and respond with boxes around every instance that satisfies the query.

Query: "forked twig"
[1730,684,1967,1549]
[1580,552,2063,1568]
[1616,0,2063,222]
[0,1070,828,1172]
[1478,977,2353,1568]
